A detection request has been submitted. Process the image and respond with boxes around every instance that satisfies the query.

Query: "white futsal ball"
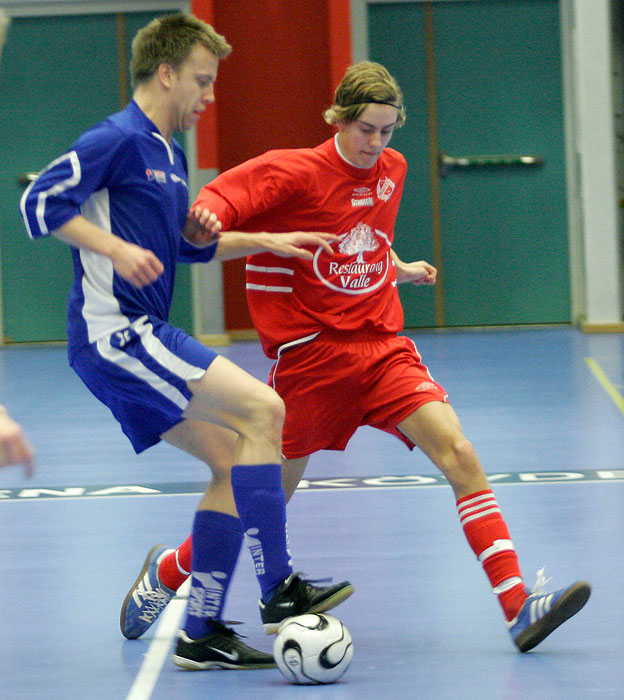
[273,613,353,685]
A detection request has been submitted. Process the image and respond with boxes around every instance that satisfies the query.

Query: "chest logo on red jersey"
[312,222,391,295]
[377,176,396,201]
[351,186,374,208]
[338,222,380,261]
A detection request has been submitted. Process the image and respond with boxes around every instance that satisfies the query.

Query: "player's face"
[337,104,398,168]
[170,43,219,132]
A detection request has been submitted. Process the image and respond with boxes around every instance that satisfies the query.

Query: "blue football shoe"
[507,568,591,652]
[120,544,176,639]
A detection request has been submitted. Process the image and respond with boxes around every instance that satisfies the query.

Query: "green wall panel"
[0,10,193,342]
[369,3,438,328]
[0,15,119,342]
[368,0,570,327]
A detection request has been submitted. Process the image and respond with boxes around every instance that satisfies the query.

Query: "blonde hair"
[130,13,231,88]
[324,61,406,127]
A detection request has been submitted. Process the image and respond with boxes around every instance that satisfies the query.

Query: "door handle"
[17,172,39,186]
[439,151,543,177]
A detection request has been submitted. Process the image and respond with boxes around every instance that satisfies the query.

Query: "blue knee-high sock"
[183,510,243,639]
[231,463,293,601]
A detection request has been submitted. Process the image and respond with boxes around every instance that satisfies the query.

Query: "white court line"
[126,579,190,700]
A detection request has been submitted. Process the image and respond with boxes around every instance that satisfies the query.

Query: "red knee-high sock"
[158,535,192,591]
[457,490,527,621]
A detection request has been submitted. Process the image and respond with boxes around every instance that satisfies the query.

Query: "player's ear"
[158,62,174,88]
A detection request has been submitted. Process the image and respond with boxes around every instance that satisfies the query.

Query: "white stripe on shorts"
[132,316,205,383]
[96,334,189,410]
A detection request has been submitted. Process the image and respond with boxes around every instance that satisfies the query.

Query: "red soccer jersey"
[193,136,407,358]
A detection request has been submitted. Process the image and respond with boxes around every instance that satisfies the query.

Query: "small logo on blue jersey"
[170,173,188,188]
[146,168,167,184]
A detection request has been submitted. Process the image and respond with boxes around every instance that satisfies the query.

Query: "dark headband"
[339,98,401,109]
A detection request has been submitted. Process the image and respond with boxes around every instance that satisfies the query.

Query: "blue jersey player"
[20,13,352,670]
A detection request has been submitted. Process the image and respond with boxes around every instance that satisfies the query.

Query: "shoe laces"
[205,620,248,645]
[138,588,172,618]
[528,567,552,596]
[290,572,332,588]
[285,572,333,605]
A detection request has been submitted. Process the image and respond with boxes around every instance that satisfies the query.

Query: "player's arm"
[0,405,34,477]
[188,157,336,260]
[214,230,337,261]
[183,207,336,260]
[52,215,164,288]
[390,248,437,286]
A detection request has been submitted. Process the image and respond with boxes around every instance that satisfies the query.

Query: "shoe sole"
[120,544,168,640]
[172,655,276,671]
[514,580,591,652]
[262,583,355,634]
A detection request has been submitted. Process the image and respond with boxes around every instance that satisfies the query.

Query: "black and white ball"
[273,613,353,684]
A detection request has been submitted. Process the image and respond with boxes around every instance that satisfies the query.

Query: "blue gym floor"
[0,326,622,699]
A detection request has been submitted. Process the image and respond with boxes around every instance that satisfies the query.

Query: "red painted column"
[191,0,219,170]
[191,0,352,331]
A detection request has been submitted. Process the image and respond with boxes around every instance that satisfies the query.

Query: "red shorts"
[268,330,448,459]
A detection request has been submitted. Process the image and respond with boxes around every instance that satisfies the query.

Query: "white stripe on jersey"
[246,283,293,293]
[246,264,295,293]
[19,151,81,238]
[80,190,131,343]
[246,264,294,275]
[151,132,175,165]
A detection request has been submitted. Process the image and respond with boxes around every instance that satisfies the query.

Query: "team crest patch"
[377,176,396,201]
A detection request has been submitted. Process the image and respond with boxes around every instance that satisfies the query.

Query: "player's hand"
[111,241,164,288]
[261,232,338,259]
[0,407,34,477]
[395,260,437,286]
[182,207,223,247]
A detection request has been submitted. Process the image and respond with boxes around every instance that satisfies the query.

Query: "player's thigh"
[397,400,465,458]
[161,418,239,472]
[183,354,284,432]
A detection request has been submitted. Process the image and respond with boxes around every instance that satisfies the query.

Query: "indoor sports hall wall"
[0,0,350,342]
[0,0,620,342]
[368,0,570,328]
[0,7,194,342]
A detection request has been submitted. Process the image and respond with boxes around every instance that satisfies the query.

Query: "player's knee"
[247,386,285,444]
[451,436,478,468]
[429,433,486,497]
[436,434,478,473]
[443,436,485,489]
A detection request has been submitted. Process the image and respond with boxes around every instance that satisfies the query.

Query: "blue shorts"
[70,315,218,453]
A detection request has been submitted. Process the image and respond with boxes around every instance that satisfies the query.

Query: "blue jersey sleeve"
[20,123,124,239]
[178,237,218,264]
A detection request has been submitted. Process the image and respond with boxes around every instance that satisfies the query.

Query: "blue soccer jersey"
[20,99,216,357]
[20,100,219,452]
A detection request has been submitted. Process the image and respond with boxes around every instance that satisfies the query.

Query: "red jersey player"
[121,61,590,654]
